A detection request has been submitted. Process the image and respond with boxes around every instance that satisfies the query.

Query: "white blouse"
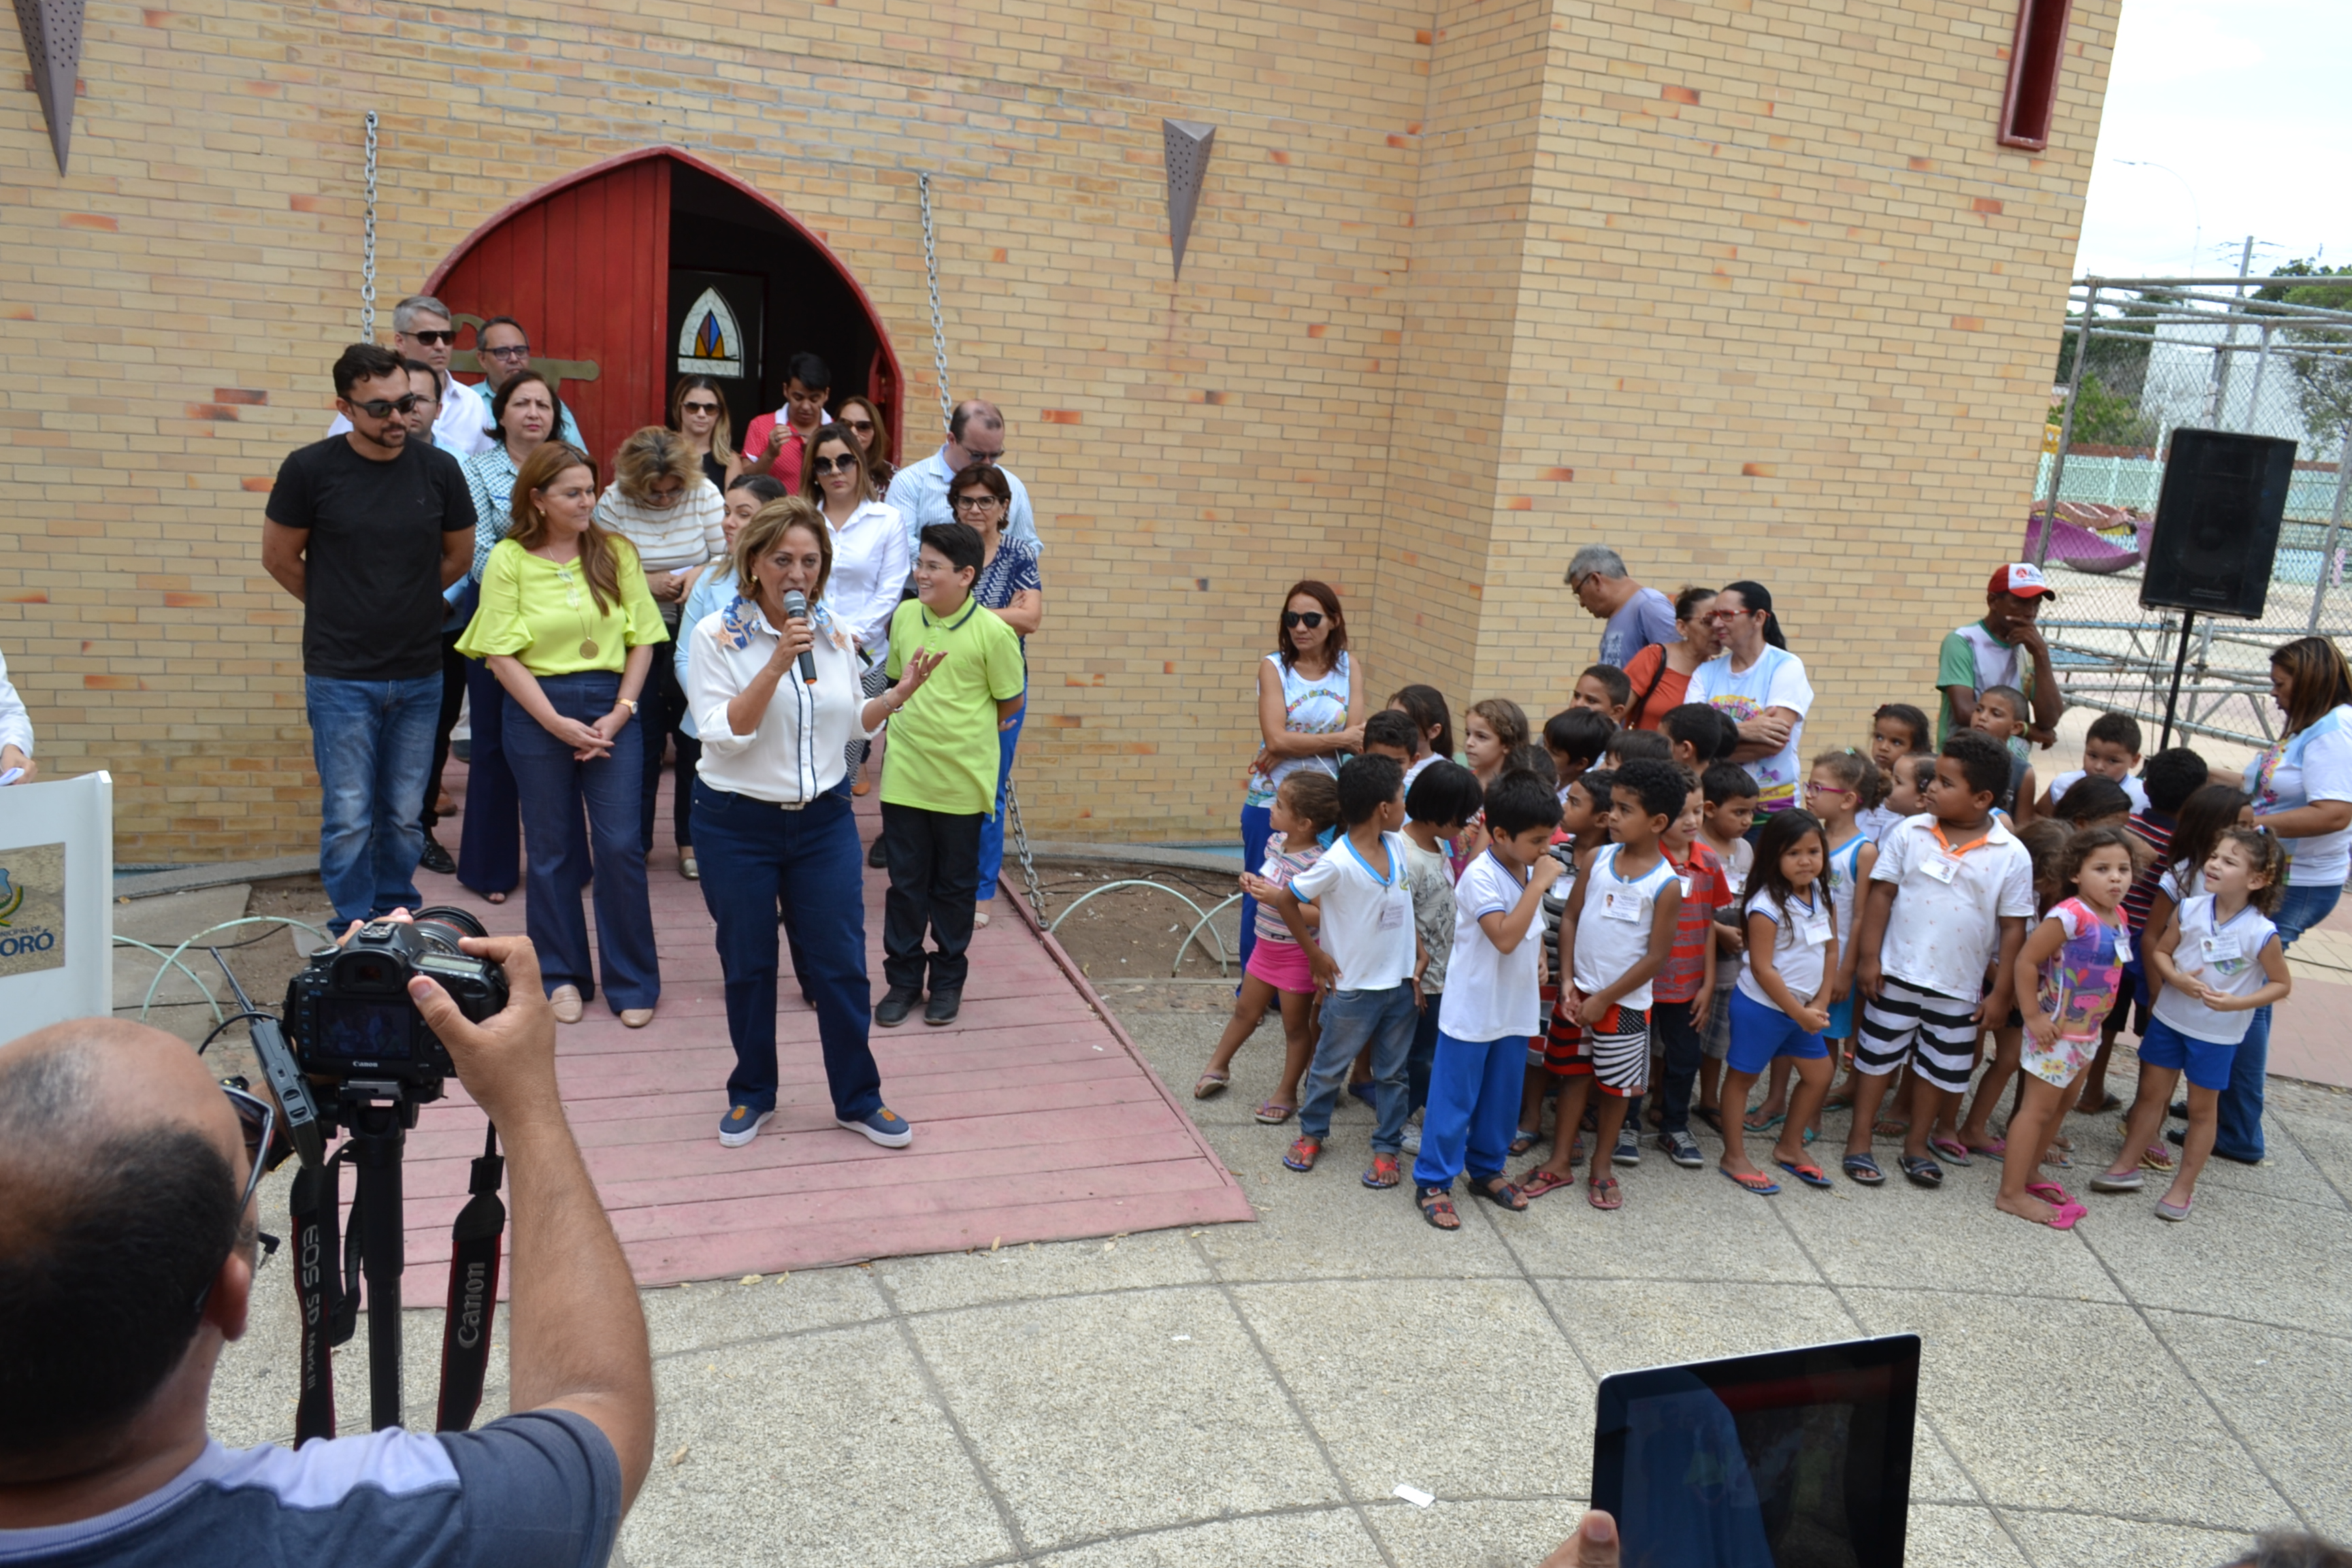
[686,593,880,805]
[823,498,911,657]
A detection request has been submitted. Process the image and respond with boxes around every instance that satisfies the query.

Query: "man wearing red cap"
[1937,563,2062,752]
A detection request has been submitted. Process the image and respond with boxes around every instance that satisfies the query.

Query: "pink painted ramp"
[374,760,1252,1289]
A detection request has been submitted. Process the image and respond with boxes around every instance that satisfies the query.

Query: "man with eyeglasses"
[471,316,585,448]
[885,398,1043,559]
[1563,544,1675,672]
[263,344,477,927]
[326,295,492,457]
[0,932,655,1564]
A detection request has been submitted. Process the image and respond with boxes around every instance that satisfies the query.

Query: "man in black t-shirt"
[262,343,476,926]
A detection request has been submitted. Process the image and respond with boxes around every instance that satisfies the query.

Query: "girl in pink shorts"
[1196,772,1341,1122]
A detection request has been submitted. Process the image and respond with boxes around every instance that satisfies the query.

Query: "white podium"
[0,772,112,1035]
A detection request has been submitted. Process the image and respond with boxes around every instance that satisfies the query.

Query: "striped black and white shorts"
[1855,977,1981,1092]
[1588,1004,1650,1098]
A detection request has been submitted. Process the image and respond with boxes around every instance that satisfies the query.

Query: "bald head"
[0,1019,246,1464]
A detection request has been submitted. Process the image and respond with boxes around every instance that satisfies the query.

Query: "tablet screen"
[1592,1335,1919,1568]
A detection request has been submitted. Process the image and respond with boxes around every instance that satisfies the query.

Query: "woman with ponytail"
[1686,581,1813,819]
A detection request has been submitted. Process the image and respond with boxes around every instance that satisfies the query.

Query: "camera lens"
[409,904,490,958]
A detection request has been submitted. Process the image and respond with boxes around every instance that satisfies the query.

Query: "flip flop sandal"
[1416,1185,1461,1230]
[1775,1158,1835,1190]
[1929,1136,1972,1166]
[1193,1071,1230,1099]
[1362,1154,1403,1189]
[1801,1126,1818,1145]
[1588,1175,1624,1211]
[1508,1130,1539,1157]
[2093,1091,2123,1113]
[1254,1100,1297,1125]
[2155,1196,2194,1222]
[2040,1148,2074,1170]
[2138,1144,2176,1172]
[1720,1167,1780,1196]
[2046,1200,2090,1230]
[1518,1168,1576,1200]
[1744,1110,1788,1132]
[1899,1154,1944,1189]
[2089,1169,2144,1193]
[2025,1179,2075,1207]
[1469,1175,1531,1211]
[1283,1136,1322,1173]
[1842,1153,1886,1186]
[1966,1139,2008,1160]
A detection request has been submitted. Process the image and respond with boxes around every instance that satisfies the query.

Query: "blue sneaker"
[717,1104,774,1149]
[836,1107,913,1148]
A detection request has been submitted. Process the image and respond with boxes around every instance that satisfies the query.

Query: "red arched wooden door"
[427,148,903,477]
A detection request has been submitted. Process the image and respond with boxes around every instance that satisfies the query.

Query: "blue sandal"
[1899,1154,1944,1189]
[1842,1153,1885,1186]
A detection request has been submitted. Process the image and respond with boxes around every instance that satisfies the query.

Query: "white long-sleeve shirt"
[0,647,31,757]
[685,595,879,805]
[823,500,911,656]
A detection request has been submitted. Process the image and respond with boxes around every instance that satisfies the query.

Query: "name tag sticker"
[1602,889,1645,924]
[2200,934,2240,964]
[2114,930,2133,964]
[1680,875,1698,899]
[1379,896,1407,931]
[1922,854,1961,885]
[1799,911,1831,947]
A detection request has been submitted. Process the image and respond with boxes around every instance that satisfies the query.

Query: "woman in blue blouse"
[947,464,1043,923]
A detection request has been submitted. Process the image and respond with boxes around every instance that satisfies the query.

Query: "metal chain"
[917,170,1047,922]
[360,112,379,340]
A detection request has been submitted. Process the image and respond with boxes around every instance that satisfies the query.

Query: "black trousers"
[880,802,983,994]
[421,629,468,834]
[634,647,700,853]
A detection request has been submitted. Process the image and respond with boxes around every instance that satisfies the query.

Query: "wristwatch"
[617,697,640,715]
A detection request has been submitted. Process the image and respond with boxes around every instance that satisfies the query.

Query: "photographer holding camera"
[0,932,654,1565]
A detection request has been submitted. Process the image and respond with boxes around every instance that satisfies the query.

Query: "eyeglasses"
[1282,610,1326,630]
[812,455,862,476]
[405,329,456,347]
[350,394,425,419]
[191,1083,279,1318]
[1703,608,1754,623]
[1803,781,1852,797]
[964,449,1004,466]
[952,491,1001,510]
[841,419,875,434]
[681,399,720,415]
[483,342,532,361]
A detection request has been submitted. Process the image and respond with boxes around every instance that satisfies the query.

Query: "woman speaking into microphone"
[686,496,943,1150]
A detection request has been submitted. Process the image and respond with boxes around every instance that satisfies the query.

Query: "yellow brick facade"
[0,0,2115,856]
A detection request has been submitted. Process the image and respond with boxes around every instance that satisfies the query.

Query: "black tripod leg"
[351,1110,408,1431]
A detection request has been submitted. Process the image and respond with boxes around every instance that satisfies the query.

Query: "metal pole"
[360,112,379,341]
[2247,321,2273,429]
[2208,235,2254,427]
[2036,282,2099,565]
[2311,424,2352,632]
[2159,610,2196,753]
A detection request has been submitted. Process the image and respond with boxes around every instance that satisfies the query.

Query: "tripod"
[338,1092,417,1432]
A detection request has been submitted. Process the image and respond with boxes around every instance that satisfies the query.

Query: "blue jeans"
[1643,997,1708,1136]
[1298,981,1418,1153]
[975,693,1026,900]
[501,671,660,1010]
[2217,880,2340,1162]
[692,781,882,1120]
[1411,1030,1528,1190]
[1407,1000,1441,1117]
[305,674,442,926]
[1237,802,1274,974]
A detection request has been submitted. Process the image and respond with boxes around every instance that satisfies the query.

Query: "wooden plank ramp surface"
[376,761,1252,1288]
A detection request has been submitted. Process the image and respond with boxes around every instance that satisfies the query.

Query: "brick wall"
[0,0,2114,857]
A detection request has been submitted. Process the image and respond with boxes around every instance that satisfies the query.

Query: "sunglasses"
[682,400,721,415]
[811,455,862,476]
[350,393,425,419]
[1281,610,1326,630]
[406,329,457,347]
[952,491,1002,509]
[483,343,532,361]
[841,419,875,434]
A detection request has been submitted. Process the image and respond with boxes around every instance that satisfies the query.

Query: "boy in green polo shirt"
[877,521,1029,1026]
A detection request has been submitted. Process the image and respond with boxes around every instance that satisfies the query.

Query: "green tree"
[2051,372,2155,448]
[2255,259,2352,448]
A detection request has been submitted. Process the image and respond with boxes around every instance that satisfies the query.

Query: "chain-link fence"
[2032,273,2352,746]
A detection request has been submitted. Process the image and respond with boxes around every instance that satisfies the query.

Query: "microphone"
[780,590,817,683]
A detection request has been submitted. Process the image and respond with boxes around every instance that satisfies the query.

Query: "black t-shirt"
[266,436,474,681]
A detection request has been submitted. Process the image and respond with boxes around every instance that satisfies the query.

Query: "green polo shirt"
[882,593,1029,815]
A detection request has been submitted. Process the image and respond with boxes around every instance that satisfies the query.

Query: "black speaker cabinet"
[2139,428,2298,619]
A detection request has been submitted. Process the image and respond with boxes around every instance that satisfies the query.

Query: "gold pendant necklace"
[555,559,600,659]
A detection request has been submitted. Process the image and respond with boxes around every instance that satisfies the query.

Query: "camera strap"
[289,1149,348,1445]
[435,1125,506,1432]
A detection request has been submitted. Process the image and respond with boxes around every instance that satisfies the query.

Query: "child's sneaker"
[1612,1130,1641,1167]
[1658,1129,1704,1168]
[1400,1127,1422,1155]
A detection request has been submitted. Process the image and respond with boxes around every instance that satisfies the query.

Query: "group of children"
[1196,673,2292,1230]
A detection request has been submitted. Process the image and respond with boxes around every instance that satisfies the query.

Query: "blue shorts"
[1727,987,1829,1076]
[1825,994,1855,1041]
[2136,1014,2236,1092]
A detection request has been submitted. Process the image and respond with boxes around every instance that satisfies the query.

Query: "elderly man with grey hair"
[327,294,493,457]
[1565,544,1678,670]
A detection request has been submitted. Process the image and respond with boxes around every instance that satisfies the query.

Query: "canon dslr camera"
[284,906,508,1102]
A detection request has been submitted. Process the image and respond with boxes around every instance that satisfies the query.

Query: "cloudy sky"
[2074,0,2350,281]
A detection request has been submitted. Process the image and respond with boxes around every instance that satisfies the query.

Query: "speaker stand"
[2159,610,2196,752]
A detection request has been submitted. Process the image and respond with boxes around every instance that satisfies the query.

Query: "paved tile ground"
[208,967,2352,1568]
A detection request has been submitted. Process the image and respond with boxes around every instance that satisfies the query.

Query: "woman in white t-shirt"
[2214,636,2352,1162]
[1237,581,1364,975]
[1688,581,1814,817]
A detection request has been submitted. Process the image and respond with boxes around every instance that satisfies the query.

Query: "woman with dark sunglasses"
[668,374,740,494]
[1238,581,1362,974]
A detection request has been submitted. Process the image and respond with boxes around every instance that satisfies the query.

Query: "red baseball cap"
[1988,563,2057,601]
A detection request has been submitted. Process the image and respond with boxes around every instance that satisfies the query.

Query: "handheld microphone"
[781,590,817,683]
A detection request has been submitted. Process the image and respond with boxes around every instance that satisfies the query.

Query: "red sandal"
[1362,1154,1401,1189]
[1283,1135,1322,1173]
[1416,1186,1460,1229]
[1588,1175,1624,1211]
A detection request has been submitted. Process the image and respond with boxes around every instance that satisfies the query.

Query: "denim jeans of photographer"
[306,673,442,926]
